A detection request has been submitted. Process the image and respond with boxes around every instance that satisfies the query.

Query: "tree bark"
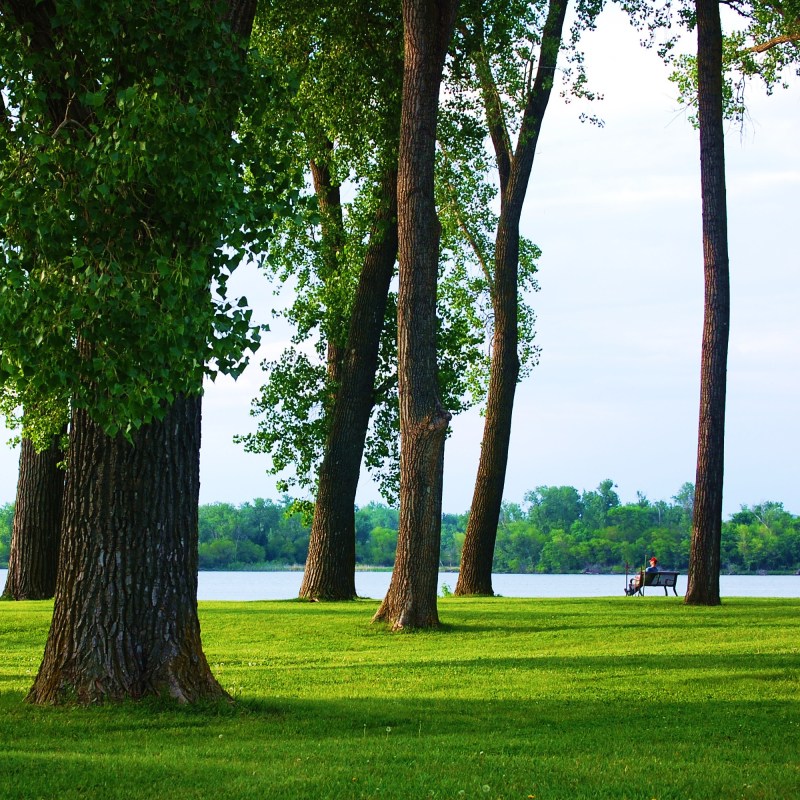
[300,168,399,600]
[27,395,226,704]
[2,435,64,600]
[685,0,729,606]
[455,0,568,596]
[373,0,458,630]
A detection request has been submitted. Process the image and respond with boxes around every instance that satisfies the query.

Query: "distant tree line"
[5,481,796,574]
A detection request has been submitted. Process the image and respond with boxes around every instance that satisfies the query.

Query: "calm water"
[1,569,797,601]
[196,571,800,600]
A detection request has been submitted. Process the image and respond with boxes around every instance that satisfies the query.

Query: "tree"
[581,479,621,531]
[669,0,798,604]
[299,167,400,599]
[1,433,64,600]
[0,0,290,702]
[526,485,583,534]
[239,1,404,599]
[440,0,600,596]
[243,1,488,600]
[618,0,798,602]
[372,0,459,630]
[451,0,563,596]
[681,0,730,606]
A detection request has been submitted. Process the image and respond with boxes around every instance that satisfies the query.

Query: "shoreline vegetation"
[1,480,799,574]
[1,597,798,799]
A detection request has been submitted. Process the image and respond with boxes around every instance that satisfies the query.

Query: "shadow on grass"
[1,691,798,800]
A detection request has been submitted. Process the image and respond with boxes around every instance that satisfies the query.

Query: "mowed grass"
[1,597,799,800]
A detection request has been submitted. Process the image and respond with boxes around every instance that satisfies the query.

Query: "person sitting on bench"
[626,557,659,595]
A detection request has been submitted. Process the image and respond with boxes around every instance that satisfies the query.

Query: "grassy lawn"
[1,597,798,799]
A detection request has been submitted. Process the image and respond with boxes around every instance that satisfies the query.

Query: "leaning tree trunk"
[27,395,226,704]
[455,0,568,596]
[455,220,520,595]
[685,0,729,606]
[373,0,458,630]
[2,435,65,600]
[300,169,399,600]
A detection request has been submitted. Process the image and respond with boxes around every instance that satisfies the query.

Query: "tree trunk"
[373,0,458,630]
[27,395,225,704]
[2,435,65,600]
[455,0,568,596]
[300,168,399,600]
[685,0,729,606]
[455,218,520,595]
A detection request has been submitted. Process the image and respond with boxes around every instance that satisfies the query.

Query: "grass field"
[1,597,798,799]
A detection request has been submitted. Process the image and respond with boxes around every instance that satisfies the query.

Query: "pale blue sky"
[2,7,798,515]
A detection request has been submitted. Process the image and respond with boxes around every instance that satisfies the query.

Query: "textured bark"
[300,168,399,600]
[685,0,729,606]
[2,436,64,600]
[373,0,458,630]
[27,396,226,704]
[456,0,568,596]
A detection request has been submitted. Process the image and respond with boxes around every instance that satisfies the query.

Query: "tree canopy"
[0,0,296,438]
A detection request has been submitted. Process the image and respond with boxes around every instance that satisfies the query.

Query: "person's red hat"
[649,557,658,563]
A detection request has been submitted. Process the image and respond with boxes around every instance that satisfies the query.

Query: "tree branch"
[743,31,800,53]
[448,186,493,288]
[508,0,569,209]
[436,138,494,289]
[470,18,512,194]
[719,0,754,18]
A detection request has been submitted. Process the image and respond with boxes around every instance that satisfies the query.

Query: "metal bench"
[627,570,679,596]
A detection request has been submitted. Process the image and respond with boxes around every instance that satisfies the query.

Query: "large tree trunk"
[685,0,729,606]
[300,169,399,600]
[455,0,568,596]
[27,395,225,704]
[2,435,65,600]
[373,0,458,630]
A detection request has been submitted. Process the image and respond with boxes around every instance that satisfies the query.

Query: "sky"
[1,7,798,516]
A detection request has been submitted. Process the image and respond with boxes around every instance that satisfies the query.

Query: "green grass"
[1,597,799,799]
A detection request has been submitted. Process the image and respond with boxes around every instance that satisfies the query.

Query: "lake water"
[196,571,800,600]
[4,569,794,600]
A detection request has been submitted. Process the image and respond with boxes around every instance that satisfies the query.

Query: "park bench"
[627,570,679,596]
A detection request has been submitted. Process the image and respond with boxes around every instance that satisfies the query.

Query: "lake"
[196,571,800,600]
[3,569,795,601]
